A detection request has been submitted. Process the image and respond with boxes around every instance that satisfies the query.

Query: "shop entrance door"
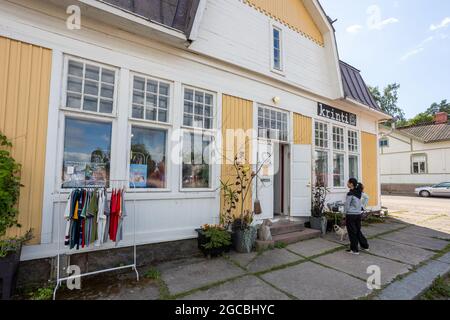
[255,139,274,220]
[290,145,312,217]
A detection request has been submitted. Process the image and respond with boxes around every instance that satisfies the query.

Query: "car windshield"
[434,183,450,188]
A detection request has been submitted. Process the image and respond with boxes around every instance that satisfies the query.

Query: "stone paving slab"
[362,222,406,236]
[400,225,450,240]
[180,275,290,300]
[261,261,371,300]
[247,249,303,273]
[367,238,435,266]
[287,238,343,257]
[314,251,411,285]
[436,252,450,265]
[161,258,246,295]
[379,230,449,251]
[419,216,450,235]
[226,251,258,268]
[377,260,450,300]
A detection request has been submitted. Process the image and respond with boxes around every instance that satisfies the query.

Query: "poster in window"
[130,164,148,188]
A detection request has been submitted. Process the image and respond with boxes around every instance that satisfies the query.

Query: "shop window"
[62,118,112,188]
[183,88,214,130]
[129,126,167,189]
[314,122,328,148]
[65,58,116,114]
[333,153,345,187]
[348,130,359,152]
[272,26,283,71]
[412,154,427,174]
[314,150,328,186]
[349,155,359,180]
[332,126,345,151]
[182,132,212,189]
[379,138,389,148]
[258,106,288,141]
[131,75,170,123]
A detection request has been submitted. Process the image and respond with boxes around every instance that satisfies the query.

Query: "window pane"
[101,84,114,99]
[67,93,82,109]
[67,77,82,93]
[84,80,99,96]
[101,69,115,84]
[99,99,113,114]
[146,107,157,121]
[134,77,145,91]
[130,127,167,189]
[333,153,345,187]
[184,89,194,101]
[159,83,169,96]
[133,91,144,105]
[147,80,158,94]
[62,118,111,188]
[182,133,212,189]
[68,61,83,77]
[83,96,98,112]
[315,151,328,186]
[85,65,100,81]
[184,101,193,114]
[349,155,359,180]
[132,104,144,119]
[183,114,193,127]
[205,94,213,106]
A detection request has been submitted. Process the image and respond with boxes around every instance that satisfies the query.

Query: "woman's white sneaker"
[345,249,360,255]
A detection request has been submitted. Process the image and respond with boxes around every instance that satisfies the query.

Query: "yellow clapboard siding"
[361,132,379,207]
[293,113,312,145]
[0,37,52,244]
[244,0,324,46]
[221,95,254,218]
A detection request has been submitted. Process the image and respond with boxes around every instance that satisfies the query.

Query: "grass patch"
[274,242,287,249]
[144,267,161,280]
[420,274,450,300]
[28,286,54,300]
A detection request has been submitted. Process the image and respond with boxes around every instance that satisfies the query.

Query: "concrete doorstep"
[376,252,450,300]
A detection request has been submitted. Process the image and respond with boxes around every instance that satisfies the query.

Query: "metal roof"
[339,60,380,110]
[398,122,450,143]
[102,0,200,35]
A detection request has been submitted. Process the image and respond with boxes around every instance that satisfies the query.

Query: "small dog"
[333,224,348,241]
[258,219,273,241]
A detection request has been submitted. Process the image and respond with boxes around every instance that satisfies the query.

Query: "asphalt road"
[381,195,450,215]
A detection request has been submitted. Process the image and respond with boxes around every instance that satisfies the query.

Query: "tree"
[368,83,406,122]
[407,113,434,126]
[425,100,450,116]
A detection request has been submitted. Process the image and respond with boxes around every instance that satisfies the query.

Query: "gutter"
[343,97,392,121]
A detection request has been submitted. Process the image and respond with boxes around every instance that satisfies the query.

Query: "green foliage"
[202,227,231,250]
[274,242,287,249]
[0,133,22,236]
[29,286,54,300]
[144,267,161,280]
[0,230,32,258]
[402,112,434,127]
[421,275,450,300]
[369,83,405,122]
[425,99,450,116]
[312,181,329,218]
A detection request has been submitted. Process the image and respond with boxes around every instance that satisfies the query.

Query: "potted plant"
[195,224,232,258]
[0,132,31,300]
[220,155,266,253]
[310,180,329,235]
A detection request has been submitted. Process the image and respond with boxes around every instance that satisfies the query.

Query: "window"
[314,122,328,148]
[412,154,427,174]
[348,130,359,153]
[258,106,288,141]
[183,88,214,130]
[182,132,212,189]
[349,155,359,180]
[131,75,170,123]
[129,126,167,189]
[62,118,112,188]
[379,138,389,148]
[332,126,345,151]
[434,183,450,188]
[65,59,116,114]
[272,27,283,71]
[333,153,345,187]
[314,150,328,186]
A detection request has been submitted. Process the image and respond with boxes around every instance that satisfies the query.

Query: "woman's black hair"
[348,178,362,199]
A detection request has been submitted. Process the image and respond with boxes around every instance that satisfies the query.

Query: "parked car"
[415,183,450,197]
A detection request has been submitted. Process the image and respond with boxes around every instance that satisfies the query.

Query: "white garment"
[95,190,107,247]
[64,192,72,246]
[361,192,370,211]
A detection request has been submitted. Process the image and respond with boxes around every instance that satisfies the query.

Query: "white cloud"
[400,47,424,61]
[346,24,363,34]
[430,17,450,31]
[369,17,400,30]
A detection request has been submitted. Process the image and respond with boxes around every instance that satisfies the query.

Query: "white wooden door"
[255,140,274,220]
[290,145,312,217]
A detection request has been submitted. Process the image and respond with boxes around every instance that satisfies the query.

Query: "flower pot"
[195,229,232,258]
[310,216,327,235]
[232,226,257,253]
[0,246,22,300]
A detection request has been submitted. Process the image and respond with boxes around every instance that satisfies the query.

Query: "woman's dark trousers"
[345,214,369,252]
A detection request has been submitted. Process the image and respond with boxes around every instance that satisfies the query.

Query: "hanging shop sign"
[317,103,357,126]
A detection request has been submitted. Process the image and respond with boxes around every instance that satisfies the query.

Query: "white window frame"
[379,138,389,148]
[129,72,173,125]
[270,24,285,74]
[332,125,345,151]
[61,55,119,117]
[181,86,216,132]
[257,105,289,143]
[348,129,360,181]
[127,121,172,192]
[179,129,215,192]
[314,121,330,187]
[332,152,346,188]
[411,154,427,174]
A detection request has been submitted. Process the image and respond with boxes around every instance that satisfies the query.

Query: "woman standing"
[345,178,369,255]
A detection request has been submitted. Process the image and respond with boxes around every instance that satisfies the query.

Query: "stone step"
[270,221,305,236]
[272,228,321,245]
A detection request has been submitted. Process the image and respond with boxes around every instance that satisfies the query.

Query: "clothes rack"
[53,180,139,300]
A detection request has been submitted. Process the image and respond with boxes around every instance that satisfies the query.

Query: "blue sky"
[320,0,450,118]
